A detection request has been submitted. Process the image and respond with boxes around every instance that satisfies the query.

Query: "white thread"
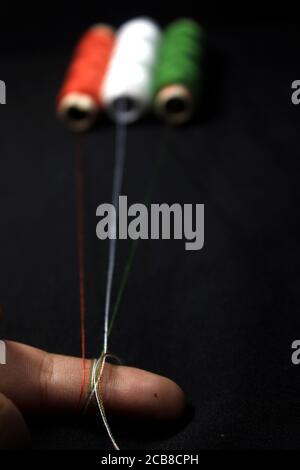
[93,356,120,451]
[84,359,98,412]
[102,18,161,124]
[84,356,120,450]
[103,117,127,354]
[92,111,127,450]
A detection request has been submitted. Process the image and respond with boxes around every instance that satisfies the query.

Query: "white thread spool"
[101,18,161,124]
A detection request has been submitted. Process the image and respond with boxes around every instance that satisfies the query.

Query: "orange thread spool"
[57,25,115,132]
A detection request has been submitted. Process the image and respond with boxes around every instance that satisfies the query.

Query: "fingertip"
[102,364,186,420]
[137,370,186,420]
[153,375,186,420]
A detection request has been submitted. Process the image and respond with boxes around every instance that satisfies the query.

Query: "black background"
[1,1,300,450]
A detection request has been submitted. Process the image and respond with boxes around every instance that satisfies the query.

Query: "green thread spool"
[153,19,205,124]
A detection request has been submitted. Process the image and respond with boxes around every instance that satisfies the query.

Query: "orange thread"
[75,138,87,408]
[57,26,115,107]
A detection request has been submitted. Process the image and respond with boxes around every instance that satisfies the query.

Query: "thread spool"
[153,19,205,125]
[102,17,161,124]
[57,25,115,132]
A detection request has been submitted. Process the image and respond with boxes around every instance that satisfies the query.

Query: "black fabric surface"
[1,20,300,450]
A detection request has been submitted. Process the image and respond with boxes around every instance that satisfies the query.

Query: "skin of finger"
[0,341,91,413]
[0,393,31,449]
[101,363,186,419]
[0,341,185,419]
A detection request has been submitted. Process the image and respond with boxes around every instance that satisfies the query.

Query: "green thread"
[153,19,205,98]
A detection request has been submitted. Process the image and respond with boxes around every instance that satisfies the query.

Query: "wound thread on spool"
[57,25,115,132]
[101,17,161,124]
[153,19,205,125]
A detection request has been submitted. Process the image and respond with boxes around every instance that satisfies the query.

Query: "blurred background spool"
[153,19,205,125]
[57,25,115,132]
[102,17,161,124]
